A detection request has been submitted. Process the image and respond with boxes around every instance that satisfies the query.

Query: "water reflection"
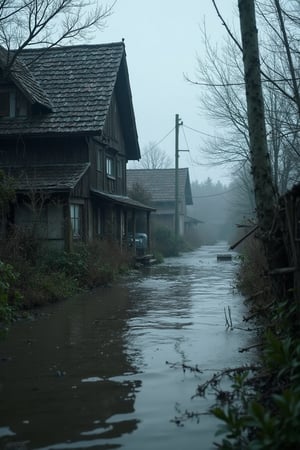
[0,242,251,450]
[0,285,141,449]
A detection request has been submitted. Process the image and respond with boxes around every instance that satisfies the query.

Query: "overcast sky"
[95,0,238,184]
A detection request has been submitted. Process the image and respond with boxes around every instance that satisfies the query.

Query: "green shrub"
[38,246,88,283]
[152,250,164,263]
[152,225,180,257]
[235,236,270,298]
[0,232,133,309]
[84,239,132,286]
[212,238,300,449]
[21,271,79,308]
[0,260,21,325]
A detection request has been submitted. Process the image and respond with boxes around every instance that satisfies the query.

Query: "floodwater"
[0,242,252,450]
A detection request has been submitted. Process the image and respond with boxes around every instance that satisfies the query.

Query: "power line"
[142,127,175,156]
[153,127,175,147]
[192,187,237,198]
[183,124,215,138]
[186,76,300,88]
[180,125,190,152]
[182,123,249,152]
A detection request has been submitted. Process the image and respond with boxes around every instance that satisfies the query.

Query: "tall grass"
[0,229,133,311]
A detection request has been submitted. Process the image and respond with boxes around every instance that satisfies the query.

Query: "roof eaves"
[0,46,53,112]
[115,53,140,160]
[91,188,155,211]
[12,67,53,112]
[0,163,90,192]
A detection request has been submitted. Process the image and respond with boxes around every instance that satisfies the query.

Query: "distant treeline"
[188,177,255,245]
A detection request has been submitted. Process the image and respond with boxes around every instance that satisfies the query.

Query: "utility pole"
[174,113,180,240]
[174,114,188,240]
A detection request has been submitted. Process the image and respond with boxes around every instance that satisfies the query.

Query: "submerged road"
[0,242,252,450]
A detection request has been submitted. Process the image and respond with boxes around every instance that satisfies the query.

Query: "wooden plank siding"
[0,136,89,166]
[103,93,126,155]
[0,43,152,252]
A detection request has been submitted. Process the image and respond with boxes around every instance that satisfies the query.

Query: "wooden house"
[0,43,154,251]
[127,168,193,236]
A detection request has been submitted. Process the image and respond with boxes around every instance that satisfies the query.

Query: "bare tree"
[137,142,172,170]
[191,2,300,194]
[192,30,249,167]
[128,182,152,206]
[0,0,116,70]
[238,0,275,235]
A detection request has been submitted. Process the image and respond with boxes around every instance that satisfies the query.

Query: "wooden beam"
[269,267,296,275]
[63,195,72,252]
[229,225,259,250]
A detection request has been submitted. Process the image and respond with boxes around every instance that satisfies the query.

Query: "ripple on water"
[0,243,252,450]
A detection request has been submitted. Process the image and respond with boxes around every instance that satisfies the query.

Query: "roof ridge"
[0,42,138,144]
[20,42,125,53]
[127,168,189,171]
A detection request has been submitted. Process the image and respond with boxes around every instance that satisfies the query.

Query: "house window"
[96,149,102,172]
[106,157,115,178]
[0,92,10,117]
[70,204,82,238]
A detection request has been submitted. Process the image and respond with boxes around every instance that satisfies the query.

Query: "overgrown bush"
[212,237,300,449]
[235,236,270,298]
[152,225,178,257]
[212,324,300,449]
[22,271,79,308]
[2,226,42,266]
[152,225,189,257]
[39,245,89,283]
[0,260,21,326]
[0,230,133,310]
[84,239,132,286]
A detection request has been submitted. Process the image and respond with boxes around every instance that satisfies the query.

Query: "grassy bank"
[0,231,133,328]
[211,237,300,449]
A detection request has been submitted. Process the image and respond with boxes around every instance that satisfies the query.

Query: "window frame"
[70,204,82,239]
[106,156,115,179]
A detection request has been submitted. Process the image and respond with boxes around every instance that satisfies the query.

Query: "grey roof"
[127,168,193,205]
[0,43,140,158]
[0,46,53,111]
[185,216,204,224]
[1,163,90,192]
[91,189,155,211]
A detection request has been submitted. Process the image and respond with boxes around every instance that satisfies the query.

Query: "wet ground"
[0,242,252,450]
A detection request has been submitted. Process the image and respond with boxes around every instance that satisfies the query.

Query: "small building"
[127,168,193,236]
[0,43,153,251]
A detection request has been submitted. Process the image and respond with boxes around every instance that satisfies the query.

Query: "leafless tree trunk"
[238,0,276,236]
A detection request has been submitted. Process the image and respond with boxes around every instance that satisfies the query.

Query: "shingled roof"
[0,43,140,158]
[91,189,155,211]
[127,168,193,205]
[0,46,53,112]
[1,163,90,192]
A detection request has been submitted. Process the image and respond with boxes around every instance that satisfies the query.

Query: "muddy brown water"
[0,242,252,450]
